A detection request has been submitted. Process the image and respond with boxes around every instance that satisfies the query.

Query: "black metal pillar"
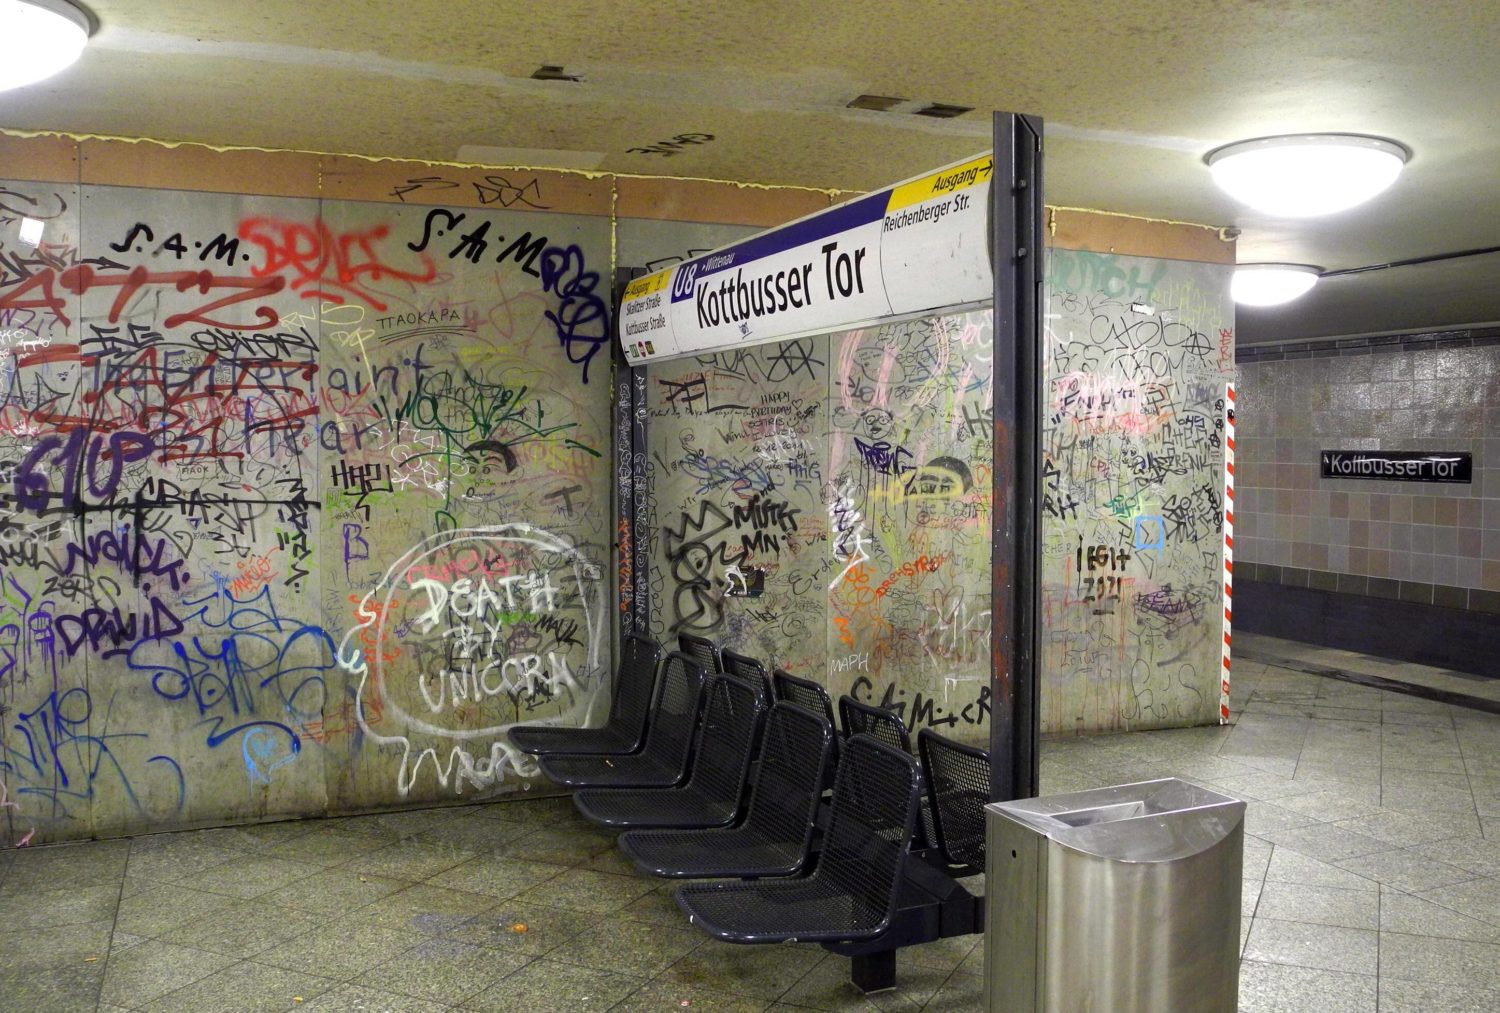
[988,112,1044,803]
[611,271,652,642]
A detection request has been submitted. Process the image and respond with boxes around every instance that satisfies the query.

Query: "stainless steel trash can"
[985,778,1245,1013]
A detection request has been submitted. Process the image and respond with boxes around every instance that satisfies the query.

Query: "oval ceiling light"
[1206,134,1408,217]
[1232,264,1322,307]
[0,0,91,93]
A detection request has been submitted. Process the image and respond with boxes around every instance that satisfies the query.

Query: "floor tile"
[0,919,112,973]
[1333,848,1478,893]
[659,939,824,1002]
[176,855,325,900]
[351,883,498,936]
[1243,918,1379,975]
[353,935,530,1005]
[425,852,566,899]
[0,880,120,931]
[442,902,597,957]
[460,956,643,1012]
[297,982,454,1012]
[547,915,704,976]
[497,824,622,867]
[776,951,949,1010]
[255,919,423,978]
[1254,882,1379,929]
[0,959,106,1013]
[1379,887,1500,942]
[98,938,238,1007]
[612,980,771,1012]
[348,840,478,882]
[113,882,240,938]
[1237,960,1377,1012]
[262,826,391,866]
[1376,977,1500,1013]
[1259,823,1393,862]
[510,867,657,913]
[1416,875,1500,925]
[919,971,985,1013]
[155,899,323,957]
[138,958,342,1012]
[256,864,411,911]
[1379,931,1500,989]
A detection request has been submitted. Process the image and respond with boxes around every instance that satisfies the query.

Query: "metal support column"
[988,112,1045,803]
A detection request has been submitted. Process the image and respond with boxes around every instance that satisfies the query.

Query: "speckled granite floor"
[2,636,1498,1012]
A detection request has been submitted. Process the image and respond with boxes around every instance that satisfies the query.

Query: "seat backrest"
[838,695,912,754]
[815,734,921,920]
[772,669,837,731]
[640,651,708,769]
[720,649,772,707]
[611,633,664,733]
[743,702,834,848]
[684,673,769,807]
[677,633,723,673]
[917,728,991,873]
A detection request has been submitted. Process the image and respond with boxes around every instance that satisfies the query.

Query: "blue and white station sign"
[618,153,994,362]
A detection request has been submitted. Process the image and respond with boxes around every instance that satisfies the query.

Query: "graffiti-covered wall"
[1041,250,1235,732]
[0,165,620,844]
[640,249,1233,741]
[644,311,997,742]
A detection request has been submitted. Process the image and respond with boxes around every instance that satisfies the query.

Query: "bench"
[721,648,773,706]
[573,673,767,829]
[618,701,833,877]
[537,652,706,789]
[507,633,661,757]
[677,633,723,674]
[674,725,992,994]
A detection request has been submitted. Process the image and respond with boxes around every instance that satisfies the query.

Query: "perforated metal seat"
[508,634,662,756]
[721,649,773,706]
[619,702,833,878]
[838,696,911,752]
[677,633,723,673]
[674,734,921,944]
[838,696,935,848]
[573,673,767,829]
[774,669,840,785]
[917,729,990,875]
[537,653,705,788]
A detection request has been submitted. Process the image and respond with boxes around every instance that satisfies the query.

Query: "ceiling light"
[0,0,91,92]
[1206,134,1408,217]
[1232,264,1321,307]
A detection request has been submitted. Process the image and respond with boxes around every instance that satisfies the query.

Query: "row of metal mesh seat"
[508,632,991,991]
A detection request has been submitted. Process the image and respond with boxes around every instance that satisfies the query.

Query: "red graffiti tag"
[238,217,437,309]
[0,265,286,330]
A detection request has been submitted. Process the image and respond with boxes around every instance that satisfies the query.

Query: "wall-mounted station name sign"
[1321,450,1472,484]
[618,153,993,362]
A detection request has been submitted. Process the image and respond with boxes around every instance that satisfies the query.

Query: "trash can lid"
[986,778,1245,863]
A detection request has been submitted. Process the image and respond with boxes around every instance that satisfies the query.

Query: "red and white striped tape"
[1221,383,1235,724]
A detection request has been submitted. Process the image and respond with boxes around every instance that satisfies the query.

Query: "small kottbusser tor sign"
[1320,450,1472,484]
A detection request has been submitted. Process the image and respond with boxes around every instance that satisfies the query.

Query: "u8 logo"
[672,263,698,300]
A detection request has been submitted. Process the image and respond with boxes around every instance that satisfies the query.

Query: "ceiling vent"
[846,95,974,119]
[915,103,974,119]
[847,94,907,111]
[531,65,581,82]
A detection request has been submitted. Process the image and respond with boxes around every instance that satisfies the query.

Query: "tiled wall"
[1236,328,1500,614]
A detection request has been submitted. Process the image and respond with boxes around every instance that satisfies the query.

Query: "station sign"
[618,152,993,362]
[1320,449,1472,484]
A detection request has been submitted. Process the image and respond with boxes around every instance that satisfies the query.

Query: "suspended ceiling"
[2,0,1498,344]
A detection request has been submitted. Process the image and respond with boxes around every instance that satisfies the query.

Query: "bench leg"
[850,950,897,993]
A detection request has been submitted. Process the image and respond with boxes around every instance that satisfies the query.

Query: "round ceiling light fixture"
[1206,134,1408,217]
[0,0,92,93]
[1232,264,1322,307]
